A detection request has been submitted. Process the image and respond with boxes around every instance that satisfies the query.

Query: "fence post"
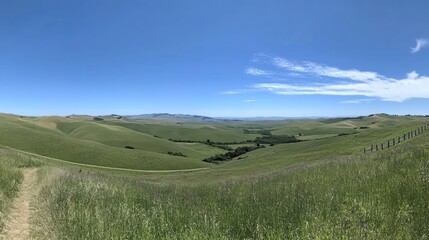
[376,144,378,151]
[364,148,366,154]
[387,140,390,148]
[393,138,395,146]
[381,143,384,150]
[398,136,401,143]
[403,134,406,140]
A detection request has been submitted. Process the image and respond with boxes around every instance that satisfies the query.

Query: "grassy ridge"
[212,120,428,173]
[1,114,429,238]
[38,134,429,239]
[99,121,260,142]
[0,116,211,170]
[2,114,427,174]
[57,121,225,159]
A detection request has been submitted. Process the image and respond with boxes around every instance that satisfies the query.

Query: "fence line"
[364,124,429,154]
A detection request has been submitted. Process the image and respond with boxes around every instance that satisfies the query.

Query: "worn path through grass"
[2,168,38,240]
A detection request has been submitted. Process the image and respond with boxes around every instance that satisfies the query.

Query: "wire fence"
[364,124,429,154]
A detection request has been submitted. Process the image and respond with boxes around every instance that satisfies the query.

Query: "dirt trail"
[3,168,38,240]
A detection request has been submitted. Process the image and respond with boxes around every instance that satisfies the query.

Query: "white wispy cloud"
[221,90,241,95]
[244,99,256,103]
[340,98,375,104]
[251,57,429,102]
[411,38,429,53]
[245,67,271,76]
[272,57,387,82]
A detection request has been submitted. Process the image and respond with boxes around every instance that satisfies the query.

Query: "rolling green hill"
[2,113,429,238]
[1,113,427,174]
[99,120,260,143]
[56,121,224,159]
[0,114,213,170]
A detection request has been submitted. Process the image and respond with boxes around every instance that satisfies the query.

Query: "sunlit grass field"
[1,113,429,238]
[37,135,429,239]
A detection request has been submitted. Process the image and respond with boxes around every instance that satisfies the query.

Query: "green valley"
[1,113,429,239]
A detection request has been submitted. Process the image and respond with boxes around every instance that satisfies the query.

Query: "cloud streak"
[221,90,241,95]
[245,67,271,76]
[340,98,375,104]
[248,56,429,102]
[411,38,428,53]
[272,57,388,82]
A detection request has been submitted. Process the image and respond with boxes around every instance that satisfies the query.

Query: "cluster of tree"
[210,144,233,151]
[203,145,265,163]
[167,151,187,157]
[93,117,104,121]
[168,139,199,143]
[110,114,122,119]
[169,138,248,145]
[168,138,242,150]
[254,135,299,145]
[169,133,299,153]
[405,114,429,117]
[337,132,358,136]
[243,128,272,136]
[124,145,135,149]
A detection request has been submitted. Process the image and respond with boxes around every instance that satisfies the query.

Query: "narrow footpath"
[3,168,38,240]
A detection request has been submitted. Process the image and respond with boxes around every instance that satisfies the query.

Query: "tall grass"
[39,141,429,239]
[0,148,41,233]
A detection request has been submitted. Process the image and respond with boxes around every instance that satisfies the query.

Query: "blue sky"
[1,0,429,117]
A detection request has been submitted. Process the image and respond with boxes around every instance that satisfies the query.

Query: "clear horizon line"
[0,112,420,119]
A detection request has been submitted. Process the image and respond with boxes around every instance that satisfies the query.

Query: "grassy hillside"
[35,129,429,239]
[0,115,211,170]
[99,120,260,143]
[2,114,429,238]
[56,121,224,159]
[2,113,425,176]
[136,116,428,182]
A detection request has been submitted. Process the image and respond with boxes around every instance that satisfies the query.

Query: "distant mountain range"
[95,113,368,122]
[98,113,225,122]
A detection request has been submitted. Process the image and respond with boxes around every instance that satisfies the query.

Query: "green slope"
[213,115,428,172]
[133,115,429,182]
[1,113,427,175]
[0,115,210,170]
[99,121,260,142]
[57,121,225,159]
